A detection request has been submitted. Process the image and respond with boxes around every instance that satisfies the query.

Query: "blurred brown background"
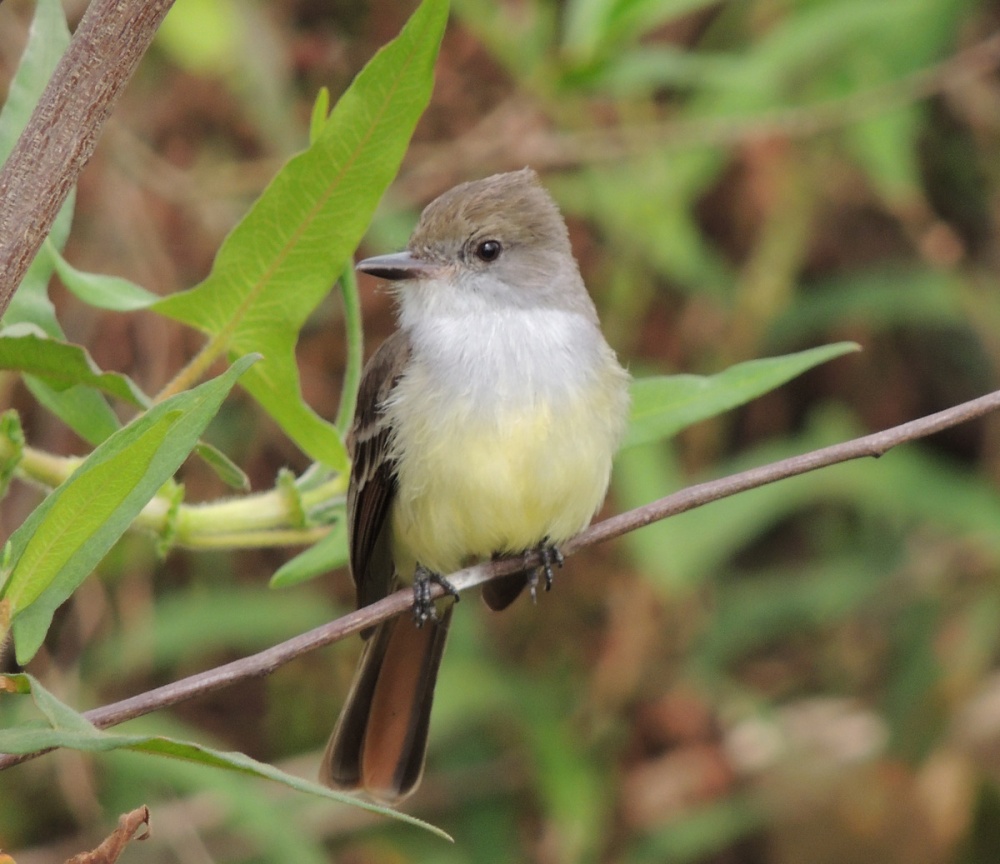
[4,0,1000,861]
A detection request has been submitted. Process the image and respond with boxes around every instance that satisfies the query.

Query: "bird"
[320,168,630,803]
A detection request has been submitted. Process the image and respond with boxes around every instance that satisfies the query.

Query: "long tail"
[320,605,452,804]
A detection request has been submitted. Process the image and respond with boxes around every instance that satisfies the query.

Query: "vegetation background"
[3,0,1000,861]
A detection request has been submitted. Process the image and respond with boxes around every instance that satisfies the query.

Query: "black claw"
[542,544,564,591]
[412,565,460,626]
[527,540,563,603]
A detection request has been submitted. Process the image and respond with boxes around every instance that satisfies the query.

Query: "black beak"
[355,251,443,281]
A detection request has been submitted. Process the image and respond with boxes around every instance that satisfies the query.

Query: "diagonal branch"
[3,385,1000,771]
[0,0,176,315]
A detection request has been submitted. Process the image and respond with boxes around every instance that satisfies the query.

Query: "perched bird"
[321,168,630,803]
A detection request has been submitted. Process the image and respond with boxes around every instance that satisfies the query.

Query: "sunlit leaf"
[152,0,448,469]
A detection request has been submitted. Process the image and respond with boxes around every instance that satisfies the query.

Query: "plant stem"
[2,438,347,550]
[335,262,364,433]
[154,339,231,403]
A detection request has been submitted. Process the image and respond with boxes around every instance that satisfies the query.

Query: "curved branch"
[3,386,1000,771]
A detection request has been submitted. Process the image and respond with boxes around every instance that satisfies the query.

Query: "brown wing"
[346,330,411,611]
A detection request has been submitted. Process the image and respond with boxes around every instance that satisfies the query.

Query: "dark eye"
[474,239,502,262]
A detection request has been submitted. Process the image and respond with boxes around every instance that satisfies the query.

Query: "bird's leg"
[525,540,564,603]
[412,564,460,627]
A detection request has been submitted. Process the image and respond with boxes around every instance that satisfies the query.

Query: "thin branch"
[564,385,1000,555]
[3,386,1000,771]
[0,0,177,317]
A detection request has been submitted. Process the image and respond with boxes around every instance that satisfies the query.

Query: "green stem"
[4,439,348,550]
[154,337,230,403]
[1,440,82,489]
[168,525,333,551]
[335,260,364,433]
[140,474,349,546]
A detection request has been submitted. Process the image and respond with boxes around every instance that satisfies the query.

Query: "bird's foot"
[413,565,460,626]
[526,540,564,604]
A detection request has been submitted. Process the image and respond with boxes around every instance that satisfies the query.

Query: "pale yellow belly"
[390,395,618,577]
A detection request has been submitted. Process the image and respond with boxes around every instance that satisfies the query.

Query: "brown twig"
[3,385,1000,771]
[65,805,150,864]
[0,0,176,317]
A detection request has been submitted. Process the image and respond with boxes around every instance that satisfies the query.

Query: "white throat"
[401,302,603,408]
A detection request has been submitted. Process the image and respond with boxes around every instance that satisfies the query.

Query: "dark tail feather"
[481,572,528,611]
[321,605,452,804]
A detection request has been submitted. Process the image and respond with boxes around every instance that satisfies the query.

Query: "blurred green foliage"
[3,0,1000,861]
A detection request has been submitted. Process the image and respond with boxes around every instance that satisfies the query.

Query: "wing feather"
[346,330,410,610]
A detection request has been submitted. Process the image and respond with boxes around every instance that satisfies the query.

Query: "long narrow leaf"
[625,342,859,449]
[45,241,160,312]
[269,512,348,588]
[152,0,449,469]
[0,674,451,840]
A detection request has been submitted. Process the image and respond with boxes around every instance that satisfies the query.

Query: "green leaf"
[269,513,348,588]
[0,324,144,444]
[309,86,330,144]
[0,0,69,331]
[624,342,860,449]
[34,245,253,484]
[152,0,449,469]
[155,0,241,75]
[193,441,250,491]
[0,0,70,163]
[0,329,149,406]
[0,411,25,499]
[2,356,258,663]
[45,241,160,312]
[0,673,451,839]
